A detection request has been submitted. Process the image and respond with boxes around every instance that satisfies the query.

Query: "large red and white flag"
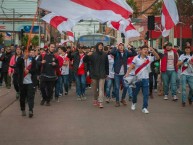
[107,19,140,38]
[66,31,74,42]
[124,21,140,38]
[161,0,179,37]
[39,0,133,23]
[42,13,78,33]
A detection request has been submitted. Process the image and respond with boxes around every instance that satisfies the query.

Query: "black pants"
[149,72,158,94]
[0,68,3,84]
[20,84,35,111]
[2,72,11,87]
[40,80,55,102]
[13,73,20,93]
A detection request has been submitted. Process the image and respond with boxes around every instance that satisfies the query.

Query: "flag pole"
[26,6,38,56]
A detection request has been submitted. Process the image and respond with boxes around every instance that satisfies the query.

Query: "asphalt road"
[0,85,193,145]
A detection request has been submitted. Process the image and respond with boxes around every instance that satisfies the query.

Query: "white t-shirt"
[167,51,175,70]
[132,55,154,79]
[179,54,193,76]
[107,55,114,78]
[60,54,69,75]
[23,58,32,84]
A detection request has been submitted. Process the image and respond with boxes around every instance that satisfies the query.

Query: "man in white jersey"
[125,45,159,114]
[177,46,193,106]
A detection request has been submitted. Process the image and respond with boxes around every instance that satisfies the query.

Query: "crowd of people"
[0,41,193,118]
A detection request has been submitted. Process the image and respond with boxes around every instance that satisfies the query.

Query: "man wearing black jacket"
[87,42,109,108]
[0,47,12,88]
[68,46,88,101]
[16,51,37,118]
[37,43,58,106]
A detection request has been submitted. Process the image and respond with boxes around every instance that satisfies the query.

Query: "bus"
[77,34,117,47]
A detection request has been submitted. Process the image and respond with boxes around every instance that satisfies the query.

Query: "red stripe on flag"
[125,23,135,31]
[71,0,131,19]
[162,4,175,30]
[67,31,74,37]
[50,16,68,28]
[111,21,120,30]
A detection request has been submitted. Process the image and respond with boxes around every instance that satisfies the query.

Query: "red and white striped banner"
[42,13,78,33]
[161,0,179,37]
[66,31,74,42]
[107,19,140,38]
[39,0,133,23]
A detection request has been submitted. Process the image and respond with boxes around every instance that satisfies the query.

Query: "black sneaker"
[29,111,33,118]
[46,101,51,106]
[40,100,45,105]
[188,98,192,105]
[182,102,186,107]
[65,92,68,95]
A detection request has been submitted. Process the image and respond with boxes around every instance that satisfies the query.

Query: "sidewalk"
[0,86,16,113]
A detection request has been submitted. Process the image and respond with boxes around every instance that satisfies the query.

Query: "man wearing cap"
[161,42,178,101]
[110,42,137,107]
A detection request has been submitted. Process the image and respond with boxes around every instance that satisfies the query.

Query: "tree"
[126,0,139,17]
[0,33,4,45]
[150,1,162,16]
[177,0,193,46]
[21,35,29,47]
[31,35,39,47]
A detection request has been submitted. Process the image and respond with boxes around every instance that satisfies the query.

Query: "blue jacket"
[110,47,137,75]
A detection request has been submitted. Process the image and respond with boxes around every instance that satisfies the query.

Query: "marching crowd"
[0,41,193,118]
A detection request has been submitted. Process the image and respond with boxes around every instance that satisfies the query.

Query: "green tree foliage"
[0,33,4,45]
[31,35,39,46]
[150,1,162,16]
[126,0,139,17]
[177,0,193,46]
[21,35,28,47]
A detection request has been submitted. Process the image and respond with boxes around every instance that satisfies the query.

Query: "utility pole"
[12,8,15,45]
[38,8,41,46]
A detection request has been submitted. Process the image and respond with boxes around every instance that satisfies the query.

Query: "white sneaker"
[164,95,168,100]
[177,90,181,94]
[173,95,178,101]
[82,97,87,101]
[77,97,82,101]
[131,103,136,110]
[154,89,158,93]
[142,108,149,114]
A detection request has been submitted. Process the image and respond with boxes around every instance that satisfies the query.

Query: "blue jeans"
[176,69,181,90]
[61,75,69,93]
[55,76,62,98]
[162,70,177,96]
[132,79,149,109]
[75,74,86,96]
[122,82,133,100]
[114,74,125,102]
[105,78,115,98]
[181,74,193,103]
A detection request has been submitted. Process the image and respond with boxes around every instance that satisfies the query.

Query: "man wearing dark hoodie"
[37,43,58,106]
[87,42,109,108]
